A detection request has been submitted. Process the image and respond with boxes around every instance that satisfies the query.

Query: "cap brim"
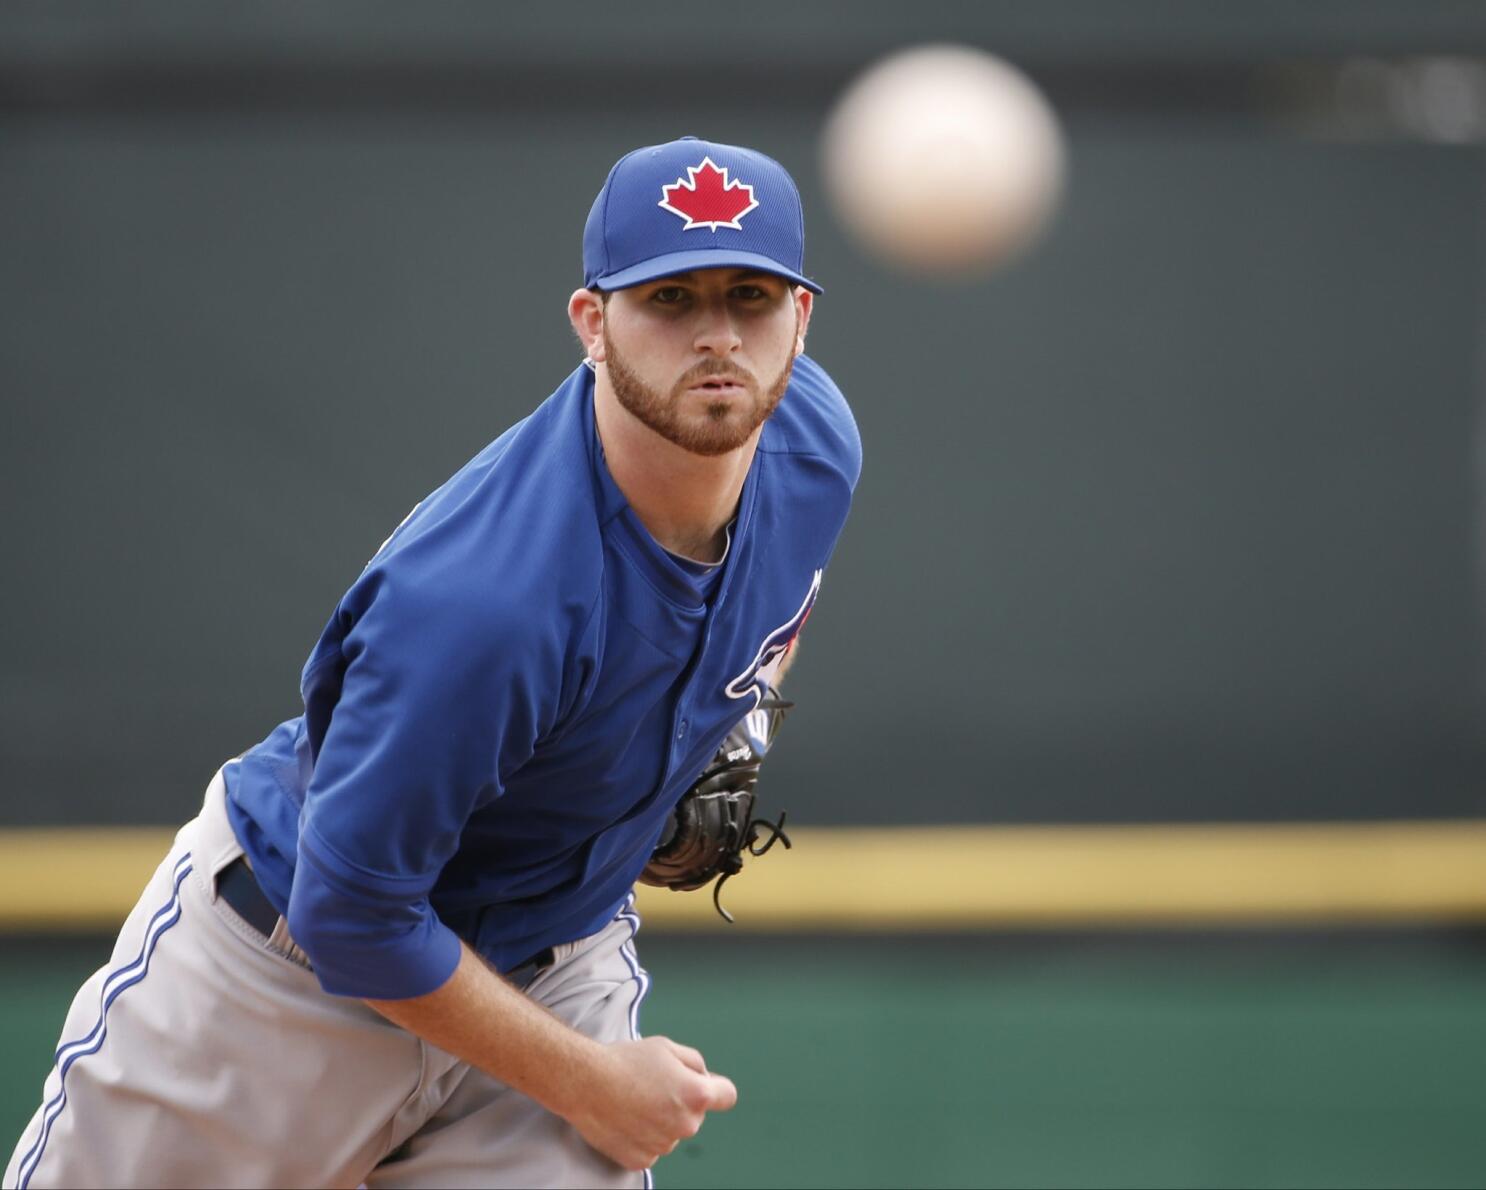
[592,248,823,295]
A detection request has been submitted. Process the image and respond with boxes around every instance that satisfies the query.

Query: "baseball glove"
[639,691,794,922]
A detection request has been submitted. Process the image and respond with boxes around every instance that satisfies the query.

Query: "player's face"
[598,269,811,457]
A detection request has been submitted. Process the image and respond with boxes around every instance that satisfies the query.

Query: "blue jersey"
[224,355,860,1000]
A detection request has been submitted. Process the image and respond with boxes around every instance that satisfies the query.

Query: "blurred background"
[4,2,1486,1186]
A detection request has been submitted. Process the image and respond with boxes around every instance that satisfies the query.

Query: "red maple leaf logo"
[658,157,760,231]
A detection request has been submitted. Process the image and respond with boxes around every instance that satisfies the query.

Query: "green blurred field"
[5,933,1485,1188]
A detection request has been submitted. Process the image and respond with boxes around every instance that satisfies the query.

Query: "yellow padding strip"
[0,828,180,930]
[638,821,1486,930]
[2,821,1485,932]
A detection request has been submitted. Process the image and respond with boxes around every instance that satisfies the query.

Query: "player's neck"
[592,381,758,565]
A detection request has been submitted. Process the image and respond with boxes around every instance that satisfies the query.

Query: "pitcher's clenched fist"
[571,1038,738,1171]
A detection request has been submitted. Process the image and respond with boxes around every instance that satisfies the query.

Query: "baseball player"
[5,135,859,1189]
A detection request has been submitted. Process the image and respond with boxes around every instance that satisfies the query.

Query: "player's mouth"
[688,377,749,396]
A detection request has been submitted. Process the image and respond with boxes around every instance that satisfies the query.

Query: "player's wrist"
[520,1032,616,1122]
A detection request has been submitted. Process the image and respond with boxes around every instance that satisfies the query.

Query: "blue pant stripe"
[46,853,192,1072]
[615,895,650,1042]
[16,855,194,1190]
[614,896,655,1190]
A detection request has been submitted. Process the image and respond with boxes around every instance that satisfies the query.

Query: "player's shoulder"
[760,353,862,490]
[353,366,605,642]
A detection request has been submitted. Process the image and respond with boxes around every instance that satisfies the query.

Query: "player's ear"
[567,288,607,362]
[791,287,813,358]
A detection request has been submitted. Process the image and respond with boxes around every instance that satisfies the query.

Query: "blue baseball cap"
[583,136,823,294]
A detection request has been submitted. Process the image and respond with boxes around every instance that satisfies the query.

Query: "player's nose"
[691,297,743,356]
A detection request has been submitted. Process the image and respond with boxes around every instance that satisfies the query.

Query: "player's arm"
[365,945,735,1171]
[284,565,732,1169]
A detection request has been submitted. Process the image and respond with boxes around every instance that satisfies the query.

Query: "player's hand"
[567,1035,738,1171]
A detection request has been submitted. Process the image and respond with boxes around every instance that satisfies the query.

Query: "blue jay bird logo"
[724,570,822,709]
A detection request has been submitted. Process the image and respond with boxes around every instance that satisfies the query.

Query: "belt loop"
[266,918,315,972]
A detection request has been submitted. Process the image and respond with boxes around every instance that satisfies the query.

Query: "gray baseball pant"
[4,770,652,1189]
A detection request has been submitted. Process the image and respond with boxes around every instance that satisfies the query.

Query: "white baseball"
[822,44,1067,276]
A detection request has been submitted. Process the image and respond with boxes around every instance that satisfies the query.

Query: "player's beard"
[603,330,795,458]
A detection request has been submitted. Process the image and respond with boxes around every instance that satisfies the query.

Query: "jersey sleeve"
[285,560,570,1000]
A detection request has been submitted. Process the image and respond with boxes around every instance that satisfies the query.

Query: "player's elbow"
[282,881,361,985]
[286,872,461,999]
[283,890,333,966]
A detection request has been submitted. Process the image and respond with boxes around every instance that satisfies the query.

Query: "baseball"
[821,44,1066,276]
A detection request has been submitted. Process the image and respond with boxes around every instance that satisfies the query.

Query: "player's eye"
[730,285,767,301]
[650,286,688,305]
